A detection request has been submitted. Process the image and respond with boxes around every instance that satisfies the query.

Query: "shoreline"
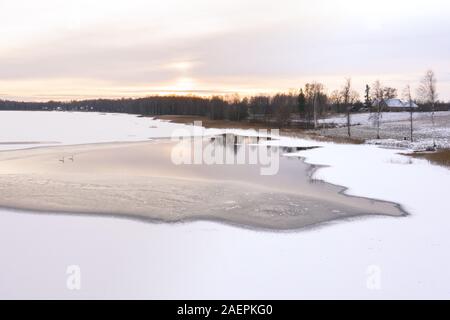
[154,115,365,145]
[0,201,403,233]
[0,139,406,230]
[155,114,450,169]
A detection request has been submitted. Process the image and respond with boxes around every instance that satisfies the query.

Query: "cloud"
[0,0,449,100]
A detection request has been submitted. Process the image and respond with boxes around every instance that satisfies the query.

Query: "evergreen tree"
[298,89,306,118]
[364,84,372,111]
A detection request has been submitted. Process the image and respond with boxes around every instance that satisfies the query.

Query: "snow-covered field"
[0,111,449,299]
[320,111,450,150]
[321,110,450,126]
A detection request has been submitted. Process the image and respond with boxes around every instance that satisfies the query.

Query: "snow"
[372,98,419,108]
[319,111,450,150]
[365,138,450,150]
[0,111,449,299]
[321,111,450,126]
[0,111,201,151]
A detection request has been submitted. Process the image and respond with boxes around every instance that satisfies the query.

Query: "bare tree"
[371,80,384,139]
[272,93,294,127]
[383,87,397,100]
[403,85,414,142]
[304,82,326,129]
[329,90,342,112]
[339,78,359,137]
[417,70,438,147]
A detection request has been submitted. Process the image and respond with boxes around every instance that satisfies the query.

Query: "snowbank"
[1,111,449,298]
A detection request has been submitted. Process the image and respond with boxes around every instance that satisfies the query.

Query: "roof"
[373,98,419,108]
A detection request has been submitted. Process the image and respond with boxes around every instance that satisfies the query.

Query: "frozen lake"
[0,110,199,151]
[0,111,449,299]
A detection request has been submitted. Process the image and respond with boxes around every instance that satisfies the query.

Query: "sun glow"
[165,61,194,72]
[0,0,449,100]
[173,77,196,91]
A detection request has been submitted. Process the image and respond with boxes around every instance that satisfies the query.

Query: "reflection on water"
[172,134,283,175]
[171,133,319,177]
[147,135,333,196]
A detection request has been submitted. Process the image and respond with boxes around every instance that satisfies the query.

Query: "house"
[372,98,419,111]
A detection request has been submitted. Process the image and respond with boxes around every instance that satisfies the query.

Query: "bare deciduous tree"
[403,85,414,142]
[304,82,326,129]
[340,78,359,137]
[272,93,295,127]
[417,70,438,147]
[370,80,384,139]
[383,87,397,100]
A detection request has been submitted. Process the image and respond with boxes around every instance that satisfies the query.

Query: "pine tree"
[298,89,306,118]
[364,84,372,111]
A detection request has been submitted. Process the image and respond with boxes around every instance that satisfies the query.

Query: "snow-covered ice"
[0,111,204,151]
[0,111,449,299]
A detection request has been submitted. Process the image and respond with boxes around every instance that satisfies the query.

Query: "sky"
[1,0,450,101]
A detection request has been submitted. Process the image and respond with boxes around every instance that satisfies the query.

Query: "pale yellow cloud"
[0,0,449,100]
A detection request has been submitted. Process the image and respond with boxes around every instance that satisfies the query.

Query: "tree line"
[1,70,448,132]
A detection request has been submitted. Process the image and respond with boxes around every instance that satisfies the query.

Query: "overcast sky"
[1,0,450,101]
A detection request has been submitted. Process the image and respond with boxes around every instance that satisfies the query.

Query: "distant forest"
[1,80,449,128]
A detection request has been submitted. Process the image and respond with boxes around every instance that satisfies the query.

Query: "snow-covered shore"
[319,111,450,150]
[320,110,450,126]
[0,110,449,299]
